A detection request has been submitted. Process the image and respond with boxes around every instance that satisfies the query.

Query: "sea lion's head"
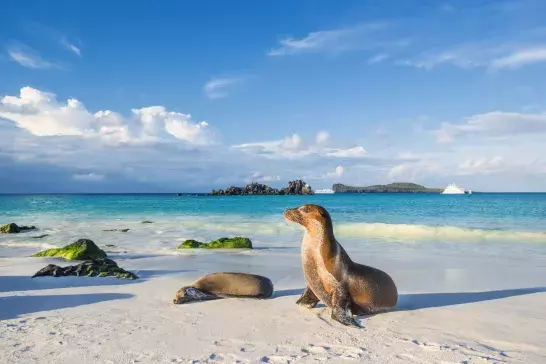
[284,204,333,231]
[173,286,221,304]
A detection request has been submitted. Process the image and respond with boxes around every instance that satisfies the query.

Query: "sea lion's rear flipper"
[296,286,320,308]
[331,284,361,327]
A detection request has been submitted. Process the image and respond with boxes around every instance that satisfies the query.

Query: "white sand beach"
[1,219,546,364]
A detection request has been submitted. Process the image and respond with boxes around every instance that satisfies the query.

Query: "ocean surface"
[1,192,546,292]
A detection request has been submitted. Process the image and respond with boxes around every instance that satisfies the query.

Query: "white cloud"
[204,78,239,99]
[7,45,56,69]
[326,165,344,178]
[73,173,105,181]
[368,53,390,64]
[268,22,393,56]
[325,146,367,158]
[233,134,367,160]
[61,38,82,56]
[403,42,546,71]
[316,131,329,145]
[434,111,546,142]
[0,87,219,145]
[489,47,546,70]
[458,156,505,175]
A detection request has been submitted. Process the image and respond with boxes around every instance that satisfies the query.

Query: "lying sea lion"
[173,272,274,304]
[284,204,398,326]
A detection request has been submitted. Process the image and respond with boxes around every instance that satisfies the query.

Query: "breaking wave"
[335,222,546,243]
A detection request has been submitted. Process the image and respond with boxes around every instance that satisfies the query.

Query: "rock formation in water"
[211,180,313,196]
[178,237,253,249]
[332,182,443,193]
[1,223,36,233]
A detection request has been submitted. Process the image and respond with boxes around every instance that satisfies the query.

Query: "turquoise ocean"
[1,193,546,292]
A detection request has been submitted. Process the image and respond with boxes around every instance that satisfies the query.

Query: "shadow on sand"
[395,287,546,311]
[0,293,133,320]
[271,287,546,311]
[0,269,192,293]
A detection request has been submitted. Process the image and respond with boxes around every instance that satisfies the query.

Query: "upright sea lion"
[173,272,274,304]
[284,204,398,326]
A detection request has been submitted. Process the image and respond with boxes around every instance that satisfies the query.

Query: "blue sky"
[1,0,546,192]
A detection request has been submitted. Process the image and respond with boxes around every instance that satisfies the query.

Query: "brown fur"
[285,204,398,326]
[173,272,273,304]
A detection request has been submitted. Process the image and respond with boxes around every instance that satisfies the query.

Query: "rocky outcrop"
[1,223,36,234]
[32,258,138,280]
[33,239,108,260]
[211,180,313,196]
[281,180,313,195]
[212,183,279,196]
[332,182,443,193]
[178,237,253,249]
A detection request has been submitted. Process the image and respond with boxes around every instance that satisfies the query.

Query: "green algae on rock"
[33,239,107,260]
[1,223,36,234]
[178,237,253,249]
[141,220,153,224]
[32,258,138,280]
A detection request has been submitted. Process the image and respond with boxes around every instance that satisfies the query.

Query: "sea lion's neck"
[305,219,336,257]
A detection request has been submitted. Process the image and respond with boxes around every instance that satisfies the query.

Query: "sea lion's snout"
[173,286,221,304]
[284,208,302,224]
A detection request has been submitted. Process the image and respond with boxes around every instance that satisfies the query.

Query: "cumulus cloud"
[204,78,240,99]
[316,131,329,145]
[7,45,57,69]
[326,165,344,178]
[434,111,546,142]
[0,87,219,145]
[233,133,366,160]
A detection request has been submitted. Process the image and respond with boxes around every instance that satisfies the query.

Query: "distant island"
[332,182,443,193]
[211,180,313,196]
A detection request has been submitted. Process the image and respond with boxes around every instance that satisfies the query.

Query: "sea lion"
[284,204,398,327]
[173,272,274,304]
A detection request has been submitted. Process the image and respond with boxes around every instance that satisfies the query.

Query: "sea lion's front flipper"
[296,286,320,308]
[331,284,360,327]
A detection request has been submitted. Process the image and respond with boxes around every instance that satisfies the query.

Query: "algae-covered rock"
[31,258,138,280]
[1,223,36,234]
[178,239,205,249]
[207,237,253,249]
[178,237,253,249]
[33,239,107,260]
[141,220,153,224]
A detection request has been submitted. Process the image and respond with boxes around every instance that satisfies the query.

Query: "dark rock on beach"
[32,258,138,280]
[1,223,36,234]
[178,237,253,249]
[32,234,50,239]
[32,239,108,260]
[211,180,313,196]
[102,228,130,232]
